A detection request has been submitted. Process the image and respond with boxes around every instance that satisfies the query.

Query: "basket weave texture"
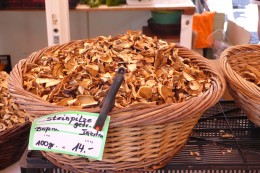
[0,121,31,170]
[8,41,225,172]
[220,44,260,127]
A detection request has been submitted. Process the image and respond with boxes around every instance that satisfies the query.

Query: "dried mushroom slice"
[228,54,260,86]
[127,64,137,72]
[0,71,29,133]
[0,123,7,132]
[74,95,98,107]
[52,63,63,78]
[56,97,74,106]
[137,86,153,99]
[22,30,212,109]
[189,81,201,91]
[183,71,195,82]
[158,84,174,103]
[36,78,61,87]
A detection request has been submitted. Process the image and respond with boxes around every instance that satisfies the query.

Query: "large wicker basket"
[8,41,225,172]
[0,121,31,170]
[220,44,260,127]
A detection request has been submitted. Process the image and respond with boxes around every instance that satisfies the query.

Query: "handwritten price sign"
[28,111,110,160]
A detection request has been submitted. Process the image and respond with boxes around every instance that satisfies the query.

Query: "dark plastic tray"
[20,101,260,173]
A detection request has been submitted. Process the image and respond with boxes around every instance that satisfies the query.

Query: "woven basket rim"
[220,44,260,100]
[8,40,226,127]
[0,121,31,140]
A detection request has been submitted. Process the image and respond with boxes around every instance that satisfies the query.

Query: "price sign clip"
[94,67,126,131]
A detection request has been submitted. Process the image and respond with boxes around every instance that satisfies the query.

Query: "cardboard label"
[28,111,110,160]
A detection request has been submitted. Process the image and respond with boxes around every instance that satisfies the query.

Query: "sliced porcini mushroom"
[78,79,92,88]
[123,82,131,93]
[154,49,163,68]
[56,97,74,106]
[169,69,174,75]
[155,69,163,78]
[0,123,7,132]
[122,41,133,49]
[246,65,260,78]
[189,81,200,91]
[146,80,157,87]
[100,54,113,63]
[18,117,26,124]
[177,92,187,101]
[78,48,87,54]
[67,99,77,106]
[158,84,173,101]
[52,63,63,78]
[64,56,77,71]
[36,78,61,87]
[151,94,160,102]
[21,31,213,109]
[74,95,98,107]
[116,97,129,107]
[3,114,11,120]
[183,71,194,81]
[117,53,132,63]
[129,82,138,99]
[42,94,48,100]
[91,54,100,62]
[131,54,144,60]
[144,57,154,63]
[10,115,19,124]
[78,86,85,95]
[137,86,153,99]
[228,55,260,86]
[0,71,30,131]
[85,64,99,77]
[100,72,114,82]
[127,64,137,72]
[139,68,151,79]
[98,63,105,73]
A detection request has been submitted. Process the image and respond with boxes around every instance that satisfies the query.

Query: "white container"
[126,0,154,6]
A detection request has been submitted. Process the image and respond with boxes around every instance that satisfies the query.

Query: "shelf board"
[76,2,195,14]
[0,0,195,15]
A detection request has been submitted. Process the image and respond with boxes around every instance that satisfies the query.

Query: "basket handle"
[94,67,126,131]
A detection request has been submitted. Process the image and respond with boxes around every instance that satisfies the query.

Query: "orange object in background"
[193,11,215,48]
[0,62,5,71]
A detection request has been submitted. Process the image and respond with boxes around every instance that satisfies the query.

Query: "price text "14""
[72,143,94,153]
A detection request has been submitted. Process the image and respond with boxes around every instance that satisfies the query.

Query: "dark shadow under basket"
[220,44,260,127]
[0,121,31,170]
[8,41,226,172]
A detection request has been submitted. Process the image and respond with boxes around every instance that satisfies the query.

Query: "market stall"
[0,0,260,173]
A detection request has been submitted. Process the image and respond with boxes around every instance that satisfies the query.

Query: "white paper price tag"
[28,111,110,160]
